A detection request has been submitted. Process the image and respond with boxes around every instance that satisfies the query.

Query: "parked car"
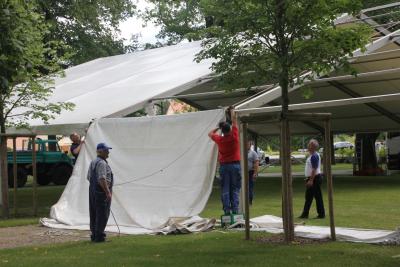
[334,141,354,150]
[251,145,270,165]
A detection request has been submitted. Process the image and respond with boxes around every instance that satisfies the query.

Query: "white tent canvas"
[42,109,224,234]
[12,41,213,133]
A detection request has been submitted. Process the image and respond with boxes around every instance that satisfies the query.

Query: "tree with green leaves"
[143,0,206,43]
[38,0,136,65]
[0,0,74,217]
[193,0,371,241]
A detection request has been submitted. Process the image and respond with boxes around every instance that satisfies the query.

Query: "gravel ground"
[0,225,116,249]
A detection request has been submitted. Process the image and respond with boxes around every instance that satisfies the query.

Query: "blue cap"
[97,142,112,151]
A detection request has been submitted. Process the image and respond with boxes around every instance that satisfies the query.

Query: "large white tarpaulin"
[41,109,224,234]
[231,215,400,244]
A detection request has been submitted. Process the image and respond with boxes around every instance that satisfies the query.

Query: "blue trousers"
[219,163,241,214]
[89,189,111,242]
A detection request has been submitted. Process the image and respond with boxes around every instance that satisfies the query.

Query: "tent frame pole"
[239,119,250,240]
[324,119,336,240]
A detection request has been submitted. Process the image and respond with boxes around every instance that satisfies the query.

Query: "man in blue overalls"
[87,143,114,242]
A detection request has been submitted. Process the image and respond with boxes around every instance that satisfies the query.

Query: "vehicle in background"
[334,141,354,150]
[251,145,270,165]
[7,139,73,187]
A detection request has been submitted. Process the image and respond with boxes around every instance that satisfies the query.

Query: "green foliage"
[38,0,136,65]
[0,0,74,132]
[143,0,205,43]
[195,0,372,107]
[378,146,387,158]
[334,134,355,143]
[337,147,355,158]
[300,86,314,100]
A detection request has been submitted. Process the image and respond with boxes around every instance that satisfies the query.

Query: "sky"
[118,0,160,45]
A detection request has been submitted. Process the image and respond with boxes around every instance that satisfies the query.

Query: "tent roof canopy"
[18,41,214,133]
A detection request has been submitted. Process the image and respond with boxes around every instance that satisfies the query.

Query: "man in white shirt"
[299,139,325,219]
[247,141,259,205]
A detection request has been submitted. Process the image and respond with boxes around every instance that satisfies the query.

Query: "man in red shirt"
[208,108,241,215]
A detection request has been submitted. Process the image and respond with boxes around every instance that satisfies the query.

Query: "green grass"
[0,185,64,228]
[202,175,400,230]
[0,175,400,266]
[0,231,399,266]
[260,163,353,173]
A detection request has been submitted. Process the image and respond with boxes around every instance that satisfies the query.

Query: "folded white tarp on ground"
[41,109,224,234]
[231,215,400,244]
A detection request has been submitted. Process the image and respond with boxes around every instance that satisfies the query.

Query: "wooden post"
[324,119,336,240]
[13,138,17,216]
[0,136,9,218]
[32,136,37,216]
[239,121,250,240]
[254,133,258,152]
[281,118,294,242]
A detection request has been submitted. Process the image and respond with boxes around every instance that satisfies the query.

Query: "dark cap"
[97,142,112,151]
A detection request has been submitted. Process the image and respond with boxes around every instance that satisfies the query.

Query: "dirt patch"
[255,234,330,245]
[0,225,118,249]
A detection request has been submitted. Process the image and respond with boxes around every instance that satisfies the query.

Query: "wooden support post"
[324,119,336,241]
[0,136,9,218]
[331,133,335,165]
[254,133,258,153]
[13,138,17,216]
[281,118,294,242]
[239,121,250,240]
[32,137,37,217]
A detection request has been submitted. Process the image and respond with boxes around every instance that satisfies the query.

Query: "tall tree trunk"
[276,0,294,243]
[0,106,9,218]
[355,133,382,175]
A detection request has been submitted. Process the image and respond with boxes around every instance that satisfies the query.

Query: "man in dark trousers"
[299,139,325,219]
[87,143,113,242]
[247,141,259,205]
[208,107,241,215]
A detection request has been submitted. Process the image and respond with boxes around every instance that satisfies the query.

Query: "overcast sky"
[118,0,160,45]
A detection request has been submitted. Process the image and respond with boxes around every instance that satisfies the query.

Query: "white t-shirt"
[305,152,321,177]
[248,149,259,171]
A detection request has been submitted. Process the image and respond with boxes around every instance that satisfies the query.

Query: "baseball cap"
[96,142,112,151]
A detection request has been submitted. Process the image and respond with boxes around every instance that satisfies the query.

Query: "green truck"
[7,139,74,187]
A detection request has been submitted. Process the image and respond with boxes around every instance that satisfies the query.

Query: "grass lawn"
[0,185,64,228]
[202,175,400,230]
[0,232,400,267]
[0,174,399,266]
[260,163,353,173]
